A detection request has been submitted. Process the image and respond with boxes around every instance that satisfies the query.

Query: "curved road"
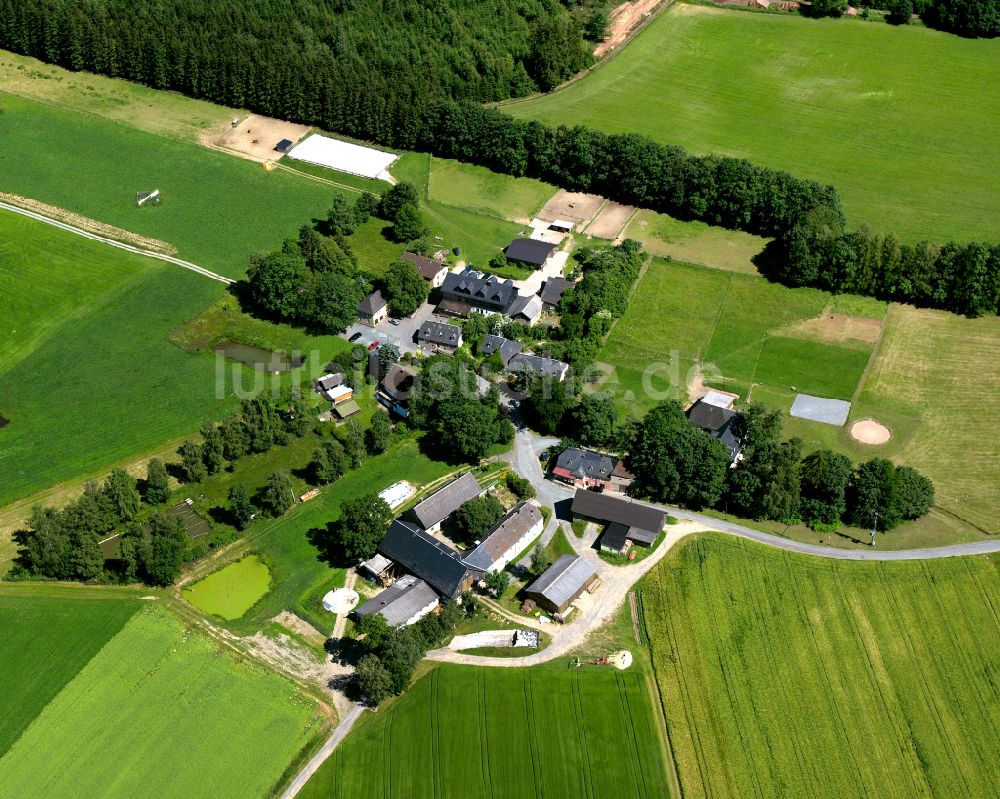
[0,201,233,284]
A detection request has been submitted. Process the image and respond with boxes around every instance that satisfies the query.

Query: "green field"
[0,93,342,278]
[598,259,878,409]
[184,555,272,620]
[300,664,670,799]
[0,593,139,756]
[428,157,555,222]
[643,534,1000,798]
[0,602,320,798]
[507,5,1000,243]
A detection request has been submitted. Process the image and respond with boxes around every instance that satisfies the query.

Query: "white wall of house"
[489,517,543,573]
[400,598,439,627]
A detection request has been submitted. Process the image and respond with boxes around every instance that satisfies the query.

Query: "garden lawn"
[0,604,321,799]
[507,5,1000,243]
[183,555,272,620]
[299,664,670,799]
[0,93,343,278]
[0,592,139,756]
[428,157,555,222]
[643,534,1000,799]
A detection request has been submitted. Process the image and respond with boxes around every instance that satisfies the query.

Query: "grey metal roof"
[441,270,514,311]
[410,472,483,530]
[377,519,481,599]
[402,251,446,280]
[354,575,438,627]
[316,373,343,391]
[571,489,666,537]
[462,502,542,572]
[507,293,543,324]
[555,447,615,481]
[357,289,386,314]
[505,238,556,266]
[539,277,574,306]
[417,320,462,348]
[509,353,569,381]
[480,335,522,367]
[525,555,597,610]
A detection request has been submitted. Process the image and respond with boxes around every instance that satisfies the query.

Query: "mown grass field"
[0,93,342,278]
[598,259,880,410]
[0,593,139,756]
[183,555,272,620]
[643,534,1000,798]
[0,602,321,798]
[428,157,555,222]
[507,5,1000,243]
[300,664,670,799]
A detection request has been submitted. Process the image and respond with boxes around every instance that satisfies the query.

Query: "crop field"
[507,5,1000,243]
[0,93,343,278]
[428,157,555,222]
[860,305,1000,532]
[0,592,139,756]
[598,259,879,410]
[300,664,670,799]
[0,602,321,798]
[642,534,1000,799]
[184,555,272,620]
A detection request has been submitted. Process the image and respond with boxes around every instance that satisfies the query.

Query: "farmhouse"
[378,363,419,418]
[509,353,570,383]
[409,472,484,533]
[687,398,746,462]
[571,488,665,552]
[479,335,522,367]
[539,277,574,310]
[353,575,439,627]
[553,447,624,492]
[357,290,388,327]
[377,519,483,599]
[402,251,448,288]
[462,502,543,573]
[505,238,557,268]
[524,554,599,615]
[417,320,463,351]
[440,271,515,315]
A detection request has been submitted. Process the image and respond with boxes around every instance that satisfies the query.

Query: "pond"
[214,341,304,373]
[183,556,272,620]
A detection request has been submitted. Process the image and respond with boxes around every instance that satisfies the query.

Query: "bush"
[505,472,535,500]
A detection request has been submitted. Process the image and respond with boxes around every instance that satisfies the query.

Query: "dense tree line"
[919,0,1000,36]
[622,400,935,534]
[0,0,591,147]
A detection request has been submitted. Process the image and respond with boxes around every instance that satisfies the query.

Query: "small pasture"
[428,157,555,222]
[0,604,322,798]
[184,555,272,620]
[507,5,1000,243]
[643,534,1000,798]
[300,664,670,799]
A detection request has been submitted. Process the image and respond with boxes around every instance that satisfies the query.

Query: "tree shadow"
[306,523,355,568]
[164,462,189,484]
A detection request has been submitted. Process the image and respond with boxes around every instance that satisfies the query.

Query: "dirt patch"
[850,419,892,445]
[537,190,606,226]
[586,201,635,240]
[210,114,311,162]
[0,192,176,254]
[778,311,882,346]
[595,0,665,57]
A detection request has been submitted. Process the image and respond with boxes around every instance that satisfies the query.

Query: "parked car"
[348,332,362,342]
[540,452,549,462]
[367,341,380,351]
[389,319,400,326]
[510,399,520,409]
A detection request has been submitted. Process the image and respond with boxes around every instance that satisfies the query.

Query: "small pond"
[214,341,304,373]
[184,555,272,620]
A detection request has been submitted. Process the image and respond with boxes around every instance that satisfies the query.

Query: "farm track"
[0,200,233,285]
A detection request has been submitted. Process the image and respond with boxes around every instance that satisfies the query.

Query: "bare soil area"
[586,200,635,240]
[595,0,666,57]
[779,311,882,346]
[537,190,605,225]
[851,419,892,445]
[211,114,311,162]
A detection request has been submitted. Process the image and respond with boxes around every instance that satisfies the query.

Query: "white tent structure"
[286,134,397,179]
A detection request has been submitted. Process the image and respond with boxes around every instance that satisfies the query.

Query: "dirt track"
[595,0,665,57]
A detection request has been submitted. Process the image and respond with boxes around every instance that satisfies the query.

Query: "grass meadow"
[428,157,555,222]
[0,93,341,278]
[300,664,670,799]
[183,555,272,620]
[642,535,1000,798]
[507,5,1000,243]
[0,592,139,756]
[0,602,321,798]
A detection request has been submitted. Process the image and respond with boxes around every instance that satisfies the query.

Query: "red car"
[367,340,380,351]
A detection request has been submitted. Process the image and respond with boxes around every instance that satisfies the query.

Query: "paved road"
[279,704,365,799]
[0,201,234,285]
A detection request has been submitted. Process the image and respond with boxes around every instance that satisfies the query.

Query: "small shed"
[524,555,599,615]
[274,138,294,153]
